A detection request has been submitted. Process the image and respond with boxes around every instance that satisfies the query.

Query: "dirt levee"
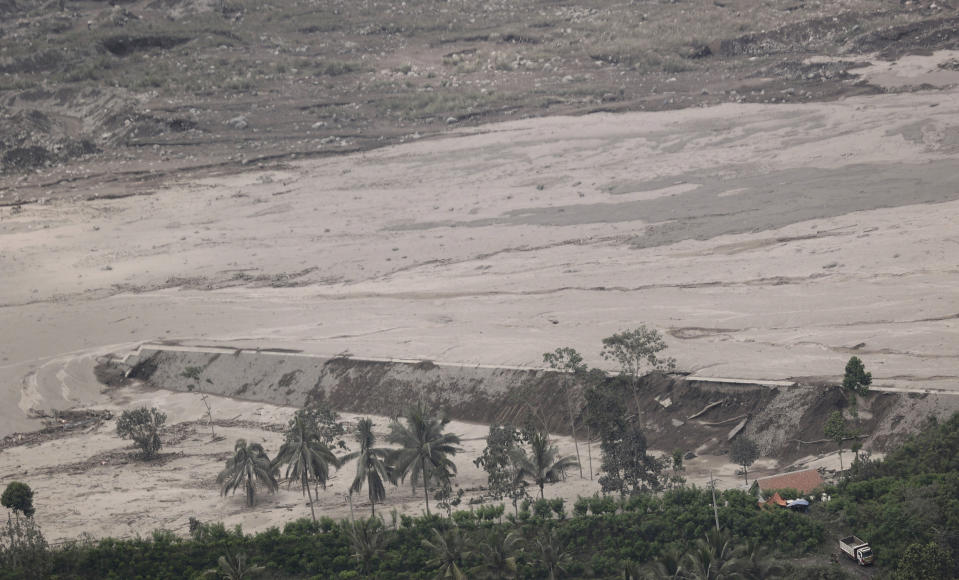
[129,346,959,461]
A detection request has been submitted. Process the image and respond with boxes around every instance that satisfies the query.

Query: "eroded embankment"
[117,345,959,462]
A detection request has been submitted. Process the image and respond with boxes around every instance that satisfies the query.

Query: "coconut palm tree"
[273,411,341,522]
[202,550,264,579]
[736,538,785,580]
[217,439,278,507]
[387,403,462,516]
[510,431,579,499]
[535,528,573,580]
[344,516,389,576]
[477,529,522,579]
[683,529,744,580]
[422,526,470,580]
[636,545,685,579]
[341,418,394,516]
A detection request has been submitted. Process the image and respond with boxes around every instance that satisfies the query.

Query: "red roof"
[757,468,824,494]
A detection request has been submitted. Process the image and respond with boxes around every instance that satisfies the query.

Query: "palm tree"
[217,439,278,507]
[341,418,395,516]
[202,550,264,579]
[273,411,341,522]
[344,516,389,576]
[422,526,470,580]
[535,528,573,580]
[683,529,744,580]
[387,403,462,516]
[477,529,522,579]
[736,538,785,580]
[636,545,685,579]
[511,431,579,499]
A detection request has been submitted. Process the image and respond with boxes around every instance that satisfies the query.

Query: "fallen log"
[687,399,726,420]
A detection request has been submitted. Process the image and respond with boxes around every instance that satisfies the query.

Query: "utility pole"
[709,469,720,532]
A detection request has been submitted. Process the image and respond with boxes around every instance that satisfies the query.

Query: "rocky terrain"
[2,0,959,202]
[1,0,958,549]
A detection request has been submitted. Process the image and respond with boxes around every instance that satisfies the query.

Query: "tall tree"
[543,347,587,478]
[510,431,579,499]
[273,410,340,521]
[341,418,394,516]
[387,403,462,516]
[474,424,529,515]
[729,437,760,485]
[1,482,35,519]
[585,378,664,495]
[116,407,166,460]
[842,356,872,418]
[422,527,470,580]
[217,439,278,507]
[824,411,853,474]
[601,326,676,425]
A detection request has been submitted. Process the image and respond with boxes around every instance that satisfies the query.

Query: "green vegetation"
[341,418,394,516]
[543,347,588,478]
[1,482,35,519]
[273,410,341,522]
[601,326,676,426]
[217,439,278,508]
[116,406,167,459]
[823,411,855,474]
[510,431,579,500]
[387,403,463,517]
[842,357,872,418]
[729,437,760,485]
[10,411,959,578]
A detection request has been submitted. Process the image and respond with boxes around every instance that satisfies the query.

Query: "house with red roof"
[756,468,824,495]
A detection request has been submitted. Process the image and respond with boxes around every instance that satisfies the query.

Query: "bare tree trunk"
[348,492,355,523]
[421,456,431,516]
[586,425,594,480]
[567,386,583,479]
[306,479,317,522]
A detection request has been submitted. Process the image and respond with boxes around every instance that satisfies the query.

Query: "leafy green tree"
[543,347,588,478]
[729,437,760,485]
[842,356,872,418]
[387,403,462,516]
[217,439,278,507]
[474,423,529,515]
[601,326,676,425]
[510,431,579,499]
[274,410,341,521]
[344,516,388,575]
[894,541,951,580]
[300,403,349,452]
[116,407,166,459]
[1,482,35,519]
[586,379,664,495]
[341,418,394,516]
[476,529,521,579]
[534,528,573,580]
[422,526,470,580]
[0,512,49,578]
[202,549,264,579]
[823,411,853,473]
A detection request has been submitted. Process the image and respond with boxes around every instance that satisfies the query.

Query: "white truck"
[839,536,875,566]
